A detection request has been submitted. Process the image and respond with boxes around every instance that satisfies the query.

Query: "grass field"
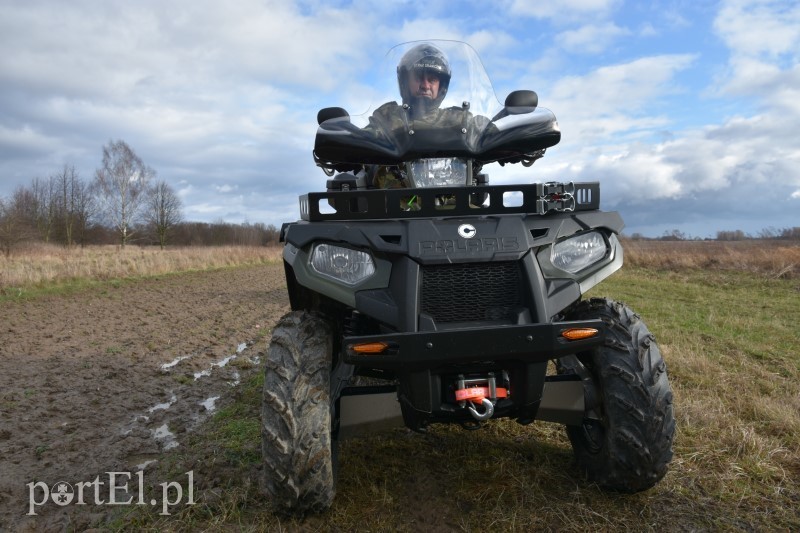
[108,241,799,531]
[0,244,282,300]
[3,241,798,530]
[622,238,799,279]
[1,239,796,293]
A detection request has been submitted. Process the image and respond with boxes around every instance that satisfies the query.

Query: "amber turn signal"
[561,327,599,341]
[349,342,389,354]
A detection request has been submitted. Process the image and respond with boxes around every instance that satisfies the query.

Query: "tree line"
[0,140,279,256]
[628,228,800,241]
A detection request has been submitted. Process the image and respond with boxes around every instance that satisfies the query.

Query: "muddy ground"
[0,264,290,531]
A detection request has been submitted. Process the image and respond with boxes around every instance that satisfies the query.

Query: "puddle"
[216,354,237,367]
[160,355,192,371]
[124,414,149,430]
[128,454,159,471]
[153,424,178,450]
[147,391,177,413]
[136,459,157,471]
[200,396,220,412]
[136,341,255,451]
[193,354,238,381]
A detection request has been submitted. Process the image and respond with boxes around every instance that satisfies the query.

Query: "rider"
[368,43,462,189]
[396,43,451,120]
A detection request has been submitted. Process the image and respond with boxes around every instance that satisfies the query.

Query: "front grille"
[420,261,524,323]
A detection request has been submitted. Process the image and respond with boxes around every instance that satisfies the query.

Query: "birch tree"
[93,140,154,247]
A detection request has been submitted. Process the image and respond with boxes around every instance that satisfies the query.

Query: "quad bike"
[261,40,675,513]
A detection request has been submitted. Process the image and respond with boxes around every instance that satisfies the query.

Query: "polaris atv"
[261,40,675,513]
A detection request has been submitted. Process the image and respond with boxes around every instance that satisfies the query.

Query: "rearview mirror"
[317,107,350,125]
[505,90,538,110]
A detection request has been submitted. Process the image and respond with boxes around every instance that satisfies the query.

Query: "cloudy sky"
[1,0,798,237]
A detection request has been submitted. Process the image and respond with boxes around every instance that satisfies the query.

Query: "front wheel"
[261,311,336,513]
[559,298,675,492]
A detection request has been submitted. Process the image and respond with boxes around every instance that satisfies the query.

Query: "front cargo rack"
[300,182,599,222]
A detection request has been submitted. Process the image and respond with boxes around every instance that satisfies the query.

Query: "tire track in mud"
[0,263,289,531]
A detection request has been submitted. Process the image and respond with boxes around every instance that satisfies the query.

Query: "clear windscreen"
[314,40,561,169]
[349,40,502,127]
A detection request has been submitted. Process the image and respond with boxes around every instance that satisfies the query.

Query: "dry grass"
[0,243,282,291]
[120,255,800,531]
[6,238,798,529]
[4,240,795,290]
[622,239,800,279]
[587,266,800,530]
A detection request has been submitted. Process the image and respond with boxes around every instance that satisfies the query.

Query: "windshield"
[359,40,499,126]
[314,40,560,170]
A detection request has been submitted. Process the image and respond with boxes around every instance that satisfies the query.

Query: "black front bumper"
[343,319,604,371]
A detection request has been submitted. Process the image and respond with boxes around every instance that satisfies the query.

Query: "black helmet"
[397,43,451,114]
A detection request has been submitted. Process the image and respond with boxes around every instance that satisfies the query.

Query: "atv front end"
[280,183,622,430]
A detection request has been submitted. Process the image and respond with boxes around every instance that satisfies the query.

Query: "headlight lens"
[407,158,468,188]
[310,244,375,285]
[551,231,608,274]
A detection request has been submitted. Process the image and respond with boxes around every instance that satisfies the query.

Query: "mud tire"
[560,298,675,492]
[261,310,336,513]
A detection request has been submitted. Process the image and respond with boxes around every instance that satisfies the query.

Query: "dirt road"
[0,263,289,531]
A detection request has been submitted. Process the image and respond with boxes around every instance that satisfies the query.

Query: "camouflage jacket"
[365,101,490,192]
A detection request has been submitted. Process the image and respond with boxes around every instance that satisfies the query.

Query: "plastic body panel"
[281,197,624,429]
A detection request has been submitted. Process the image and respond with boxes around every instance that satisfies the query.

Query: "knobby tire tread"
[261,310,335,513]
[563,298,676,492]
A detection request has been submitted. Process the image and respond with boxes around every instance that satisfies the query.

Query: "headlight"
[310,244,375,285]
[407,158,468,188]
[551,231,608,274]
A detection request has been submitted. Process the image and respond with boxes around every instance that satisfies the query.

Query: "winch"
[455,372,510,421]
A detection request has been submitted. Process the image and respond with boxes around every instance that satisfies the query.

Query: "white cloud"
[0,0,797,237]
[637,22,658,37]
[0,124,58,158]
[539,54,696,147]
[557,23,631,54]
[510,0,620,21]
[491,4,799,235]
[0,0,373,197]
[464,30,518,58]
[661,9,691,30]
[715,0,800,58]
[550,54,695,110]
[507,100,800,228]
[0,0,373,102]
[392,18,464,43]
[713,1,800,104]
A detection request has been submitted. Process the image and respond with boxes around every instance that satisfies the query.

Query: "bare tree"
[93,140,155,247]
[72,178,96,246]
[61,165,95,246]
[54,164,85,246]
[30,176,57,242]
[0,189,37,256]
[145,180,183,249]
[780,227,800,240]
[717,229,747,241]
[0,197,21,257]
[0,197,18,257]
